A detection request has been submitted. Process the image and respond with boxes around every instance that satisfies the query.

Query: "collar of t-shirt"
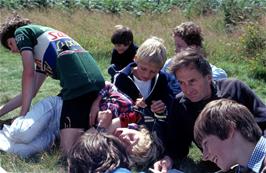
[133,76,151,99]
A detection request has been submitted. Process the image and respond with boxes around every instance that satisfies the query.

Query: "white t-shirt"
[133,76,151,99]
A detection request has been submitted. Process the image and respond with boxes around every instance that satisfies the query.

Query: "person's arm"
[228,79,266,130]
[0,72,46,117]
[89,95,101,126]
[0,95,23,117]
[20,50,36,116]
[0,51,46,117]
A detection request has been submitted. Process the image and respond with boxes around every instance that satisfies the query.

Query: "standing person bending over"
[0,14,105,154]
[194,99,266,173]
[108,25,138,82]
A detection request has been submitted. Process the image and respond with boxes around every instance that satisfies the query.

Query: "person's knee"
[8,114,53,143]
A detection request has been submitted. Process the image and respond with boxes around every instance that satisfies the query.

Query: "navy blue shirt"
[111,43,138,71]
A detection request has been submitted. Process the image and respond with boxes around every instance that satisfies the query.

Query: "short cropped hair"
[194,99,262,147]
[0,13,31,50]
[129,126,164,170]
[169,48,212,76]
[111,25,133,46]
[173,21,203,47]
[68,131,129,173]
[135,36,167,68]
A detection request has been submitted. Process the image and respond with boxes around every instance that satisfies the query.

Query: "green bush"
[248,58,266,82]
[239,23,266,57]
[183,0,221,18]
[238,23,266,81]
[1,0,266,24]
[222,0,266,27]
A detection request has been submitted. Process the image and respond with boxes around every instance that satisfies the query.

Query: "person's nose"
[187,86,194,94]
[181,83,191,94]
[202,148,210,161]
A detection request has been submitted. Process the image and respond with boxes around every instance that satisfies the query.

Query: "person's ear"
[133,56,138,62]
[228,123,237,139]
[207,74,212,84]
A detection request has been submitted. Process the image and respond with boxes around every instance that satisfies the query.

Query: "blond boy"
[113,36,174,146]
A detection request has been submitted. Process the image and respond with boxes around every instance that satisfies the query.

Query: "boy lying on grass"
[0,82,163,170]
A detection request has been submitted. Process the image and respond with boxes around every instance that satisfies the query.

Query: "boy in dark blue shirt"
[108,25,138,81]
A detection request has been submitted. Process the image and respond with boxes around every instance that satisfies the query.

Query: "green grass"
[0,8,266,172]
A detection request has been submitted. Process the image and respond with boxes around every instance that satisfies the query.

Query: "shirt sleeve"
[210,64,228,80]
[220,79,266,130]
[15,27,35,52]
[164,99,193,160]
[237,80,266,130]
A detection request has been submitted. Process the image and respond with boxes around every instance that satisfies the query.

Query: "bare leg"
[60,128,84,155]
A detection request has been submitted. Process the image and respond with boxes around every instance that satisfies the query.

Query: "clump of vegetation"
[238,23,266,81]
[239,23,265,57]
[222,0,266,27]
[181,0,221,18]
[1,0,265,20]
[249,60,266,82]
[1,0,266,29]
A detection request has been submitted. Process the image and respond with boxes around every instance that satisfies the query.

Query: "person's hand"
[151,100,166,114]
[135,97,147,108]
[153,156,173,173]
[97,109,113,128]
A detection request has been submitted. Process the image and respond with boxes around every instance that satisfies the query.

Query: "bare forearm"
[20,51,36,116]
[0,94,23,117]
[2,73,46,117]
[93,95,102,107]
[20,70,35,116]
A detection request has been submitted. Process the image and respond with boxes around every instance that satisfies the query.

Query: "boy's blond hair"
[135,36,167,68]
[129,126,164,170]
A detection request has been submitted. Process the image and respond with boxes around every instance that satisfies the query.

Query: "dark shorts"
[60,91,99,130]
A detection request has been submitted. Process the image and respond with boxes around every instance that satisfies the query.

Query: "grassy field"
[0,8,266,172]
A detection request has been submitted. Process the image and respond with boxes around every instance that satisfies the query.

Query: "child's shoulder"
[158,70,170,81]
[131,43,138,49]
